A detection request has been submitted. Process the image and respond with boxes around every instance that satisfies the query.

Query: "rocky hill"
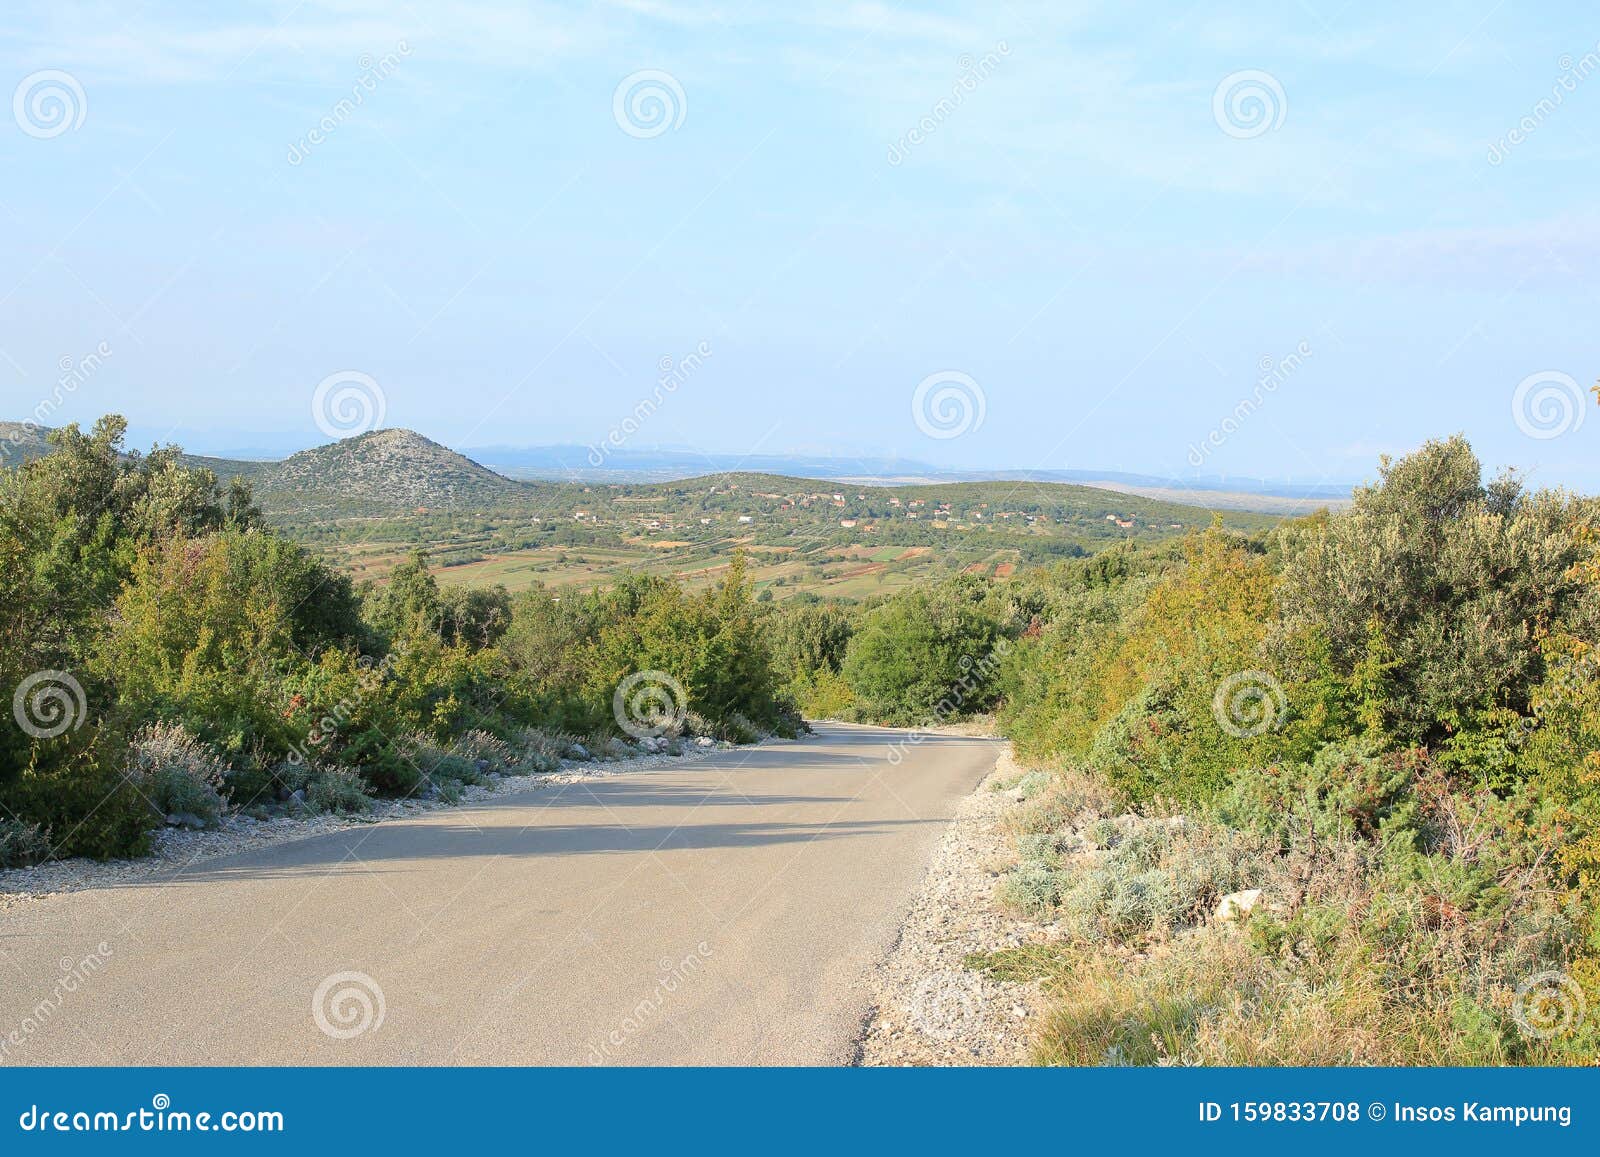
[0,420,57,468]
[253,428,528,514]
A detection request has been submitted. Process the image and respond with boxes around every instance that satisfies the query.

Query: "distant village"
[561,480,1184,538]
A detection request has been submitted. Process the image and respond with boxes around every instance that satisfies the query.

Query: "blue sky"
[2,1,1598,489]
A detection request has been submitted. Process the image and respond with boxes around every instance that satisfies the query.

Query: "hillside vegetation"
[8,415,1594,1065]
[253,428,529,513]
[1,417,793,865]
[767,435,1600,1065]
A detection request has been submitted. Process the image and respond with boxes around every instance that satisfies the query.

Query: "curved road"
[0,723,999,1065]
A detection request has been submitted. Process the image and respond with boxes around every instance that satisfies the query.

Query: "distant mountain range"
[4,421,1353,515]
[465,444,1355,500]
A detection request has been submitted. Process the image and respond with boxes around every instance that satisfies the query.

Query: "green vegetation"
[982,437,1600,1065]
[770,434,1600,1065]
[8,414,1596,1066]
[0,417,795,863]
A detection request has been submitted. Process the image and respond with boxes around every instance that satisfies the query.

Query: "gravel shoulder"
[0,740,759,914]
[858,745,1047,1066]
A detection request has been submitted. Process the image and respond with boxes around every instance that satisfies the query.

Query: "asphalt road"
[0,723,999,1065]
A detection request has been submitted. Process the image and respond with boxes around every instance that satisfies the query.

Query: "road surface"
[0,723,999,1065]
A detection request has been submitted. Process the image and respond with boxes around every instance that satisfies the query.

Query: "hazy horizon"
[3,2,1597,492]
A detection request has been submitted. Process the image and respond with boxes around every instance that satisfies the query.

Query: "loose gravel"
[858,745,1050,1066]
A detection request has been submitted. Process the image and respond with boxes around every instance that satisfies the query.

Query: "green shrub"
[0,819,51,868]
[841,583,1004,724]
[2,729,151,861]
[1217,739,1417,847]
[306,768,371,815]
[450,729,515,772]
[125,722,228,828]
[507,728,567,773]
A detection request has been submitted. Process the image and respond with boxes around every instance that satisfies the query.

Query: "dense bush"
[4,727,151,861]
[1271,437,1599,749]
[986,437,1600,1065]
[125,722,229,828]
[840,582,1005,724]
[1,416,793,861]
[0,818,51,869]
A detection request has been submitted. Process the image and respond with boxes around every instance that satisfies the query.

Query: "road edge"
[855,744,1050,1066]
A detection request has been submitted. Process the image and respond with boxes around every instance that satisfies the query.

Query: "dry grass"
[990,762,1599,1066]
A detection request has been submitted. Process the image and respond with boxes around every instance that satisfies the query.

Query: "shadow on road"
[112,733,988,886]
